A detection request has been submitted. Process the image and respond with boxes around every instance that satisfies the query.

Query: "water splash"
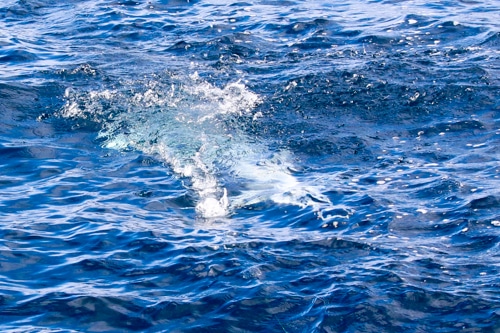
[59,72,331,218]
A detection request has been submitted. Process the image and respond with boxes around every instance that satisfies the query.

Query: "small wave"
[0,50,39,63]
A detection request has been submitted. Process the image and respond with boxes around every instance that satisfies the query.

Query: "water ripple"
[1,0,499,331]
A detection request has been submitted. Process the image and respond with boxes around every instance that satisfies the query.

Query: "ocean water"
[0,0,499,332]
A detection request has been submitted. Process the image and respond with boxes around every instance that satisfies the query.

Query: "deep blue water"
[1,0,499,332]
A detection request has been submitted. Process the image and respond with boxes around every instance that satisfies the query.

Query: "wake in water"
[59,72,331,218]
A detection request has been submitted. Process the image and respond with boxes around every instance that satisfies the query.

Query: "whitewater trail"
[59,73,332,219]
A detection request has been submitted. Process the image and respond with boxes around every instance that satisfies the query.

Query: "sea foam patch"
[59,73,331,218]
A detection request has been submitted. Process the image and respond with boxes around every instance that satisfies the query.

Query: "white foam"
[196,188,229,218]
[230,150,332,212]
[59,74,331,219]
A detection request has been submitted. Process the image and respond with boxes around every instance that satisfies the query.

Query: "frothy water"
[60,73,331,218]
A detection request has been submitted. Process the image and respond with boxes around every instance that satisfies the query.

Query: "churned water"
[1,0,499,332]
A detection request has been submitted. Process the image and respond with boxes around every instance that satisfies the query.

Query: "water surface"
[0,0,499,332]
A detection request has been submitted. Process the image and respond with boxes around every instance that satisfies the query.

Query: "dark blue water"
[1,0,499,332]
